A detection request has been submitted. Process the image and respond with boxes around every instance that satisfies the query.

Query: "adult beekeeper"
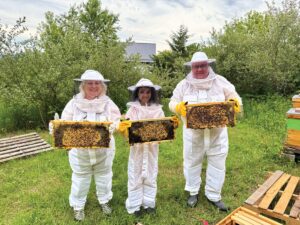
[169,52,242,211]
[52,70,121,221]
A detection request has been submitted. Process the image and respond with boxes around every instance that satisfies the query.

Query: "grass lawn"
[0,97,299,225]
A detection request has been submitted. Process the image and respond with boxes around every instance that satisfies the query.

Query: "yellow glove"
[175,102,187,117]
[171,116,180,128]
[228,98,241,113]
[117,120,132,137]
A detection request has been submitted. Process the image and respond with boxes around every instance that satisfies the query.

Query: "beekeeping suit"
[61,74,121,211]
[169,65,241,202]
[125,79,165,214]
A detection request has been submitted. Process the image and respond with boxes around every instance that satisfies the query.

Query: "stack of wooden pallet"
[216,207,281,225]
[0,132,52,163]
[283,94,300,162]
[216,170,300,225]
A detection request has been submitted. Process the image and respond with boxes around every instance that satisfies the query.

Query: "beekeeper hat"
[128,78,161,91]
[184,51,216,66]
[74,70,110,82]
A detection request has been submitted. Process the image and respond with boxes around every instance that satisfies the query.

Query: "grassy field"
[0,96,299,225]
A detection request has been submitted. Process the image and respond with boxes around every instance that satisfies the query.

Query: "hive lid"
[292,94,300,101]
[287,108,300,119]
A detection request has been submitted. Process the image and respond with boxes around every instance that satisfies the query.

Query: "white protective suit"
[61,92,121,210]
[125,101,165,213]
[169,68,242,202]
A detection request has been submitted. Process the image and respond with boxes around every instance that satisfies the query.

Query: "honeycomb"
[186,102,235,129]
[52,121,111,148]
[128,118,175,145]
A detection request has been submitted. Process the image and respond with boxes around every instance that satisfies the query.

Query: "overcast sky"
[0,0,280,52]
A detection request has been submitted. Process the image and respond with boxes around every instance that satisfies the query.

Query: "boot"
[74,209,85,221]
[100,203,112,215]
[207,199,230,212]
[187,194,198,207]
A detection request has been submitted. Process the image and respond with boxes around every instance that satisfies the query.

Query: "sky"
[0,0,281,52]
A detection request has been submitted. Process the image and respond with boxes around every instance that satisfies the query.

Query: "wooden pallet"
[244,171,300,225]
[216,207,282,225]
[0,132,53,163]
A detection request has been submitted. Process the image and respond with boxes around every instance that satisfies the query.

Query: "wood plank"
[0,144,51,159]
[0,133,37,142]
[273,176,299,214]
[0,148,52,163]
[238,211,271,225]
[0,142,51,156]
[0,136,42,147]
[245,171,284,205]
[232,215,254,225]
[0,139,48,152]
[235,212,265,225]
[290,198,300,218]
[258,173,291,209]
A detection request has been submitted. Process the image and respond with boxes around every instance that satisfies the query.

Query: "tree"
[0,0,141,130]
[207,0,300,95]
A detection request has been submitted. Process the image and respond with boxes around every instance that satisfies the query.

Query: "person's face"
[191,61,209,79]
[83,80,103,100]
[138,87,151,105]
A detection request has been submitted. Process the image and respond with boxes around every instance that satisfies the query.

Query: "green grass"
[0,96,299,225]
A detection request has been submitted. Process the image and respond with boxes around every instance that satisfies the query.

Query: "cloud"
[0,0,282,51]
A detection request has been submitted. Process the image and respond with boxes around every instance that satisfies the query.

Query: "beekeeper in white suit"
[59,70,121,221]
[118,78,165,216]
[169,52,242,211]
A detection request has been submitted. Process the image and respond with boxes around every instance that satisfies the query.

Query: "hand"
[228,98,241,113]
[170,116,180,128]
[49,121,54,135]
[175,102,187,117]
[117,120,132,137]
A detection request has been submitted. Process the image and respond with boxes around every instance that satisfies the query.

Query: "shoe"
[145,207,156,214]
[134,209,143,217]
[207,199,230,212]
[74,209,85,221]
[187,194,198,207]
[100,203,112,215]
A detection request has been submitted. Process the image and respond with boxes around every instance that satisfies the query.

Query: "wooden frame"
[52,120,111,148]
[128,117,177,145]
[186,101,235,129]
[244,170,300,225]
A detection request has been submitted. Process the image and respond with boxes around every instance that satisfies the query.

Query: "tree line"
[0,0,299,130]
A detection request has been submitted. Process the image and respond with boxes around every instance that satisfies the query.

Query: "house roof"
[125,42,156,63]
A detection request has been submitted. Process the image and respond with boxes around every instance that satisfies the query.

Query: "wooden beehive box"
[186,101,235,129]
[244,170,300,225]
[52,120,111,148]
[286,109,300,150]
[128,117,177,145]
[292,95,300,108]
[216,207,282,225]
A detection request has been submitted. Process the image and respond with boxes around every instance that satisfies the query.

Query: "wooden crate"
[244,170,300,225]
[0,132,52,163]
[292,95,300,108]
[216,207,282,225]
[186,101,235,129]
[128,117,177,145]
[52,120,111,148]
